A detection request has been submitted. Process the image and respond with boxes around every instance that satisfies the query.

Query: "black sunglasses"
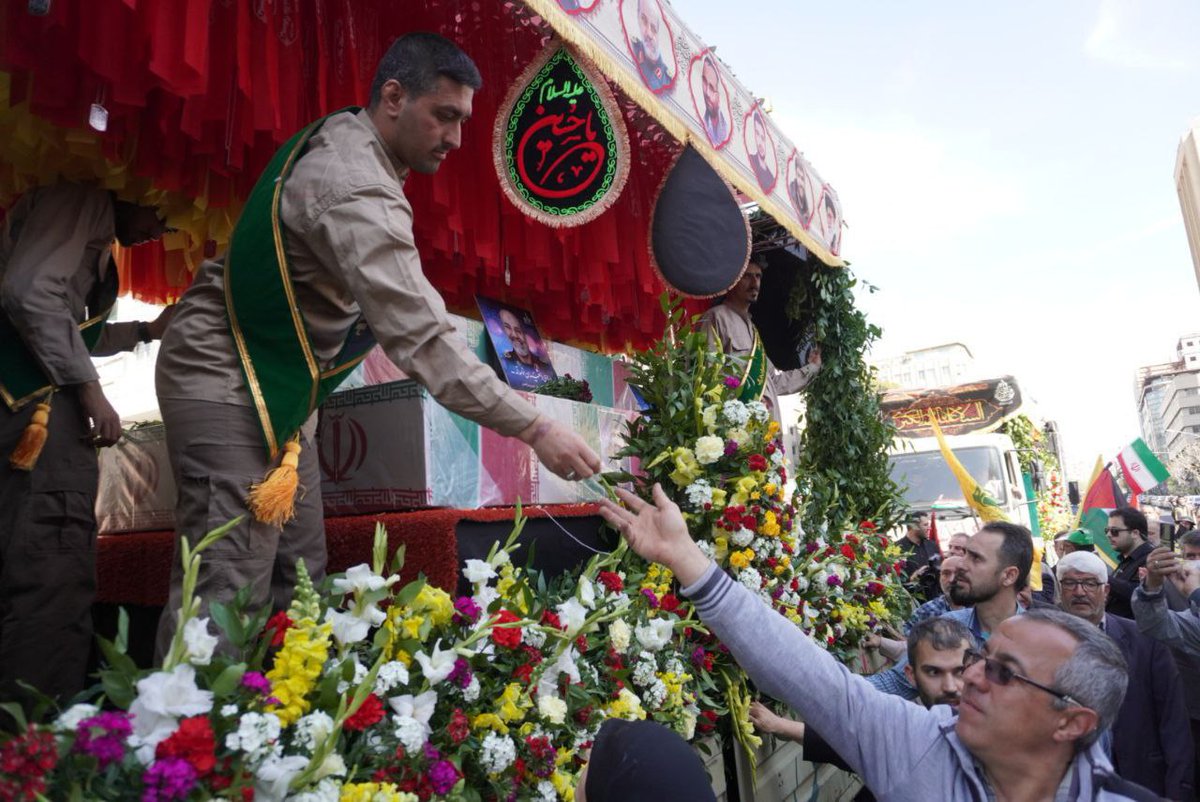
[962,648,1081,707]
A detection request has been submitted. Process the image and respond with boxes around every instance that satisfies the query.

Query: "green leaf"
[210,663,248,697]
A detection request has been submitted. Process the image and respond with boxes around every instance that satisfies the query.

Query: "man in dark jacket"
[1058,550,1194,799]
[1107,506,1155,619]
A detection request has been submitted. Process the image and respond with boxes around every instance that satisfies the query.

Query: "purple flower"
[447,657,473,689]
[75,711,132,768]
[770,586,785,601]
[826,575,843,588]
[428,759,461,795]
[690,646,707,668]
[424,742,442,761]
[453,596,481,625]
[724,440,739,457]
[142,756,197,802]
[805,542,819,554]
[241,671,272,696]
[640,588,659,608]
[724,376,741,389]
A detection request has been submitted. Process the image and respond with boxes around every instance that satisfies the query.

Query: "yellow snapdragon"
[266,618,333,727]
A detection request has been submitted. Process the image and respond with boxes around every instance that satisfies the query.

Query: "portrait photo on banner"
[687,50,732,150]
[619,0,677,93]
[743,106,778,193]
[476,296,558,391]
[785,151,815,229]
[815,185,843,255]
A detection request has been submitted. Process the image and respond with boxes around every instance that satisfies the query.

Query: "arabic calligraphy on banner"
[493,45,630,227]
[523,0,845,262]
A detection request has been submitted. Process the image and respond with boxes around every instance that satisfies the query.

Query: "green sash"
[225,108,376,458]
[0,266,116,411]
[736,330,767,404]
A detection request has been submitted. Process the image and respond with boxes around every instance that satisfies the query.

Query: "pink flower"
[74,711,132,768]
[142,756,197,802]
[724,376,741,389]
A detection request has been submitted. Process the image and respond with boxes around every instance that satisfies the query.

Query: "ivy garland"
[785,260,907,538]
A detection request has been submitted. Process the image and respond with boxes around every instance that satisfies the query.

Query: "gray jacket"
[1132,581,1200,655]
[682,563,1146,801]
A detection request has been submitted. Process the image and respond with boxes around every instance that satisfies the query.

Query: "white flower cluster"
[537,694,567,725]
[536,780,558,802]
[634,618,674,652]
[737,567,763,593]
[336,657,369,694]
[226,712,282,764]
[373,661,410,696]
[293,711,335,753]
[393,716,426,753]
[631,653,657,687]
[608,618,631,653]
[524,627,547,649]
[643,677,667,709]
[462,676,481,703]
[288,778,341,802]
[697,540,717,559]
[480,732,517,774]
[694,435,724,465]
[684,479,714,509]
[722,400,751,426]
[746,401,770,423]
[730,527,754,548]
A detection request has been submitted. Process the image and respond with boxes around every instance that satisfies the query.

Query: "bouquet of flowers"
[4,514,707,802]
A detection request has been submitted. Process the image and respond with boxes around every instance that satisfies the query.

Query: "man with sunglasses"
[0,182,175,711]
[1107,507,1154,619]
[600,484,1155,800]
[1056,551,1194,799]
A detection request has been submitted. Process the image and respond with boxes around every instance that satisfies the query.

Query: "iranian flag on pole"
[1116,438,1170,495]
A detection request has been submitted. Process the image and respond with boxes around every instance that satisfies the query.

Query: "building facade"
[872,342,976,389]
[1135,334,1200,464]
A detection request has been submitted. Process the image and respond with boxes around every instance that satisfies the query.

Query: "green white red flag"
[1116,438,1170,496]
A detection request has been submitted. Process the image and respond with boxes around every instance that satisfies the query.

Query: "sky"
[684,0,1200,482]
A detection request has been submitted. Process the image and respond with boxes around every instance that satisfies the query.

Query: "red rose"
[491,610,523,649]
[448,709,470,744]
[748,454,768,471]
[512,662,535,684]
[264,610,293,648]
[597,571,624,594]
[575,634,590,653]
[859,521,877,532]
[840,544,857,561]
[156,716,216,777]
[659,594,681,614]
[697,710,720,734]
[344,694,385,732]
[541,610,564,630]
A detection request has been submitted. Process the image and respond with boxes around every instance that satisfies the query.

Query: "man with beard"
[1107,506,1154,619]
[747,112,776,191]
[867,522,1030,700]
[630,0,671,91]
[898,512,941,602]
[497,307,552,389]
[697,55,728,147]
[699,259,821,424]
[904,555,965,634]
[1057,551,1193,799]
[748,616,973,801]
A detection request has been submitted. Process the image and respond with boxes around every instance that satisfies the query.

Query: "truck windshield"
[888,447,1008,508]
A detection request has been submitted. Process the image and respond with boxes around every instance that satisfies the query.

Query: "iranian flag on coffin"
[1078,465,1126,567]
[1116,438,1170,495]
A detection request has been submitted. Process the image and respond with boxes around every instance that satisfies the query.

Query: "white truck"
[882,376,1037,540]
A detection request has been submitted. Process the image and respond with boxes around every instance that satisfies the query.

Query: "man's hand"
[519,416,602,481]
[1173,559,1200,598]
[75,380,122,447]
[748,701,806,741]
[145,304,177,340]
[807,345,822,368]
[910,564,931,580]
[597,485,710,586]
[1144,546,1180,592]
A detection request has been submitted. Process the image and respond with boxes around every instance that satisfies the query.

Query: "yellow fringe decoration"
[247,438,303,527]
[9,400,50,471]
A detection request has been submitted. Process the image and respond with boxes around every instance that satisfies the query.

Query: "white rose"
[694,435,724,465]
[537,695,567,725]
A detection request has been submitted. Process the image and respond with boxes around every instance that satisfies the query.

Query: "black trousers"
[0,389,98,711]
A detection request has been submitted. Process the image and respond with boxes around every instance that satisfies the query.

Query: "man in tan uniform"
[155,33,601,651]
[699,259,821,421]
[0,183,171,706]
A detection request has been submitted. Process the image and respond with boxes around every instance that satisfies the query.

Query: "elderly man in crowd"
[600,485,1150,800]
[1057,551,1194,799]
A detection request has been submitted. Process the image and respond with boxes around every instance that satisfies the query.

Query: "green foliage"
[787,263,906,536]
[1000,413,1058,474]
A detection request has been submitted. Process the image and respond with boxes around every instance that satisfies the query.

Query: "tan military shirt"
[0,184,139,389]
[699,302,817,419]
[156,110,537,437]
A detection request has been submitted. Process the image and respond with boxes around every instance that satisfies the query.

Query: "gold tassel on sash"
[247,437,303,527]
[10,396,52,471]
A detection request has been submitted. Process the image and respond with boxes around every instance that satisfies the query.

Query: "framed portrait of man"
[742,107,778,193]
[619,0,677,93]
[784,150,815,228]
[687,51,732,150]
[477,296,558,391]
[815,186,842,255]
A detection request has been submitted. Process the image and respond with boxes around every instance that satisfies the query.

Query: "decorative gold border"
[492,42,632,229]
[519,0,846,267]
[0,308,109,412]
[646,144,752,300]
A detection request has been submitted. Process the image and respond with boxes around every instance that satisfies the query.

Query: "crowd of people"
[5,22,1200,802]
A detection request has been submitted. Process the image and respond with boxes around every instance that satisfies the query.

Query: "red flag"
[929,511,942,554]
